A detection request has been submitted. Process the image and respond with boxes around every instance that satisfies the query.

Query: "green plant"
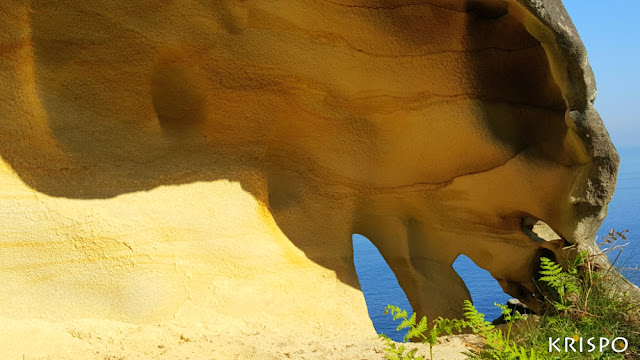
[380,230,639,360]
[539,256,581,311]
[463,301,554,360]
[379,334,425,360]
[517,231,639,359]
[495,303,523,345]
[381,300,548,360]
[381,305,469,360]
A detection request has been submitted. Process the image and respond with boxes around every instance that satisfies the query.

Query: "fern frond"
[540,257,563,276]
[385,305,401,316]
[394,310,409,322]
[415,316,428,334]
[463,300,494,333]
[403,348,419,360]
[397,312,416,331]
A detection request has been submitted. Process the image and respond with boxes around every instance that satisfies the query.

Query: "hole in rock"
[452,255,510,322]
[521,217,562,242]
[352,234,411,342]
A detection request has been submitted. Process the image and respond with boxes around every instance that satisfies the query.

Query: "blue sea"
[353,147,640,341]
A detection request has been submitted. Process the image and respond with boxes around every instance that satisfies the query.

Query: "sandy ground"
[0,319,482,360]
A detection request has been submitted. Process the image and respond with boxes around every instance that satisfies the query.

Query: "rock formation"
[0,0,632,357]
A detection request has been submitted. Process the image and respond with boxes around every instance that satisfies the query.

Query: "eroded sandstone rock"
[0,0,634,355]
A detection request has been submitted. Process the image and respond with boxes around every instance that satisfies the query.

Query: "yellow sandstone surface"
[0,0,626,358]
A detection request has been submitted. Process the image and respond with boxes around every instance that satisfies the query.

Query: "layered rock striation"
[0,0,632,356]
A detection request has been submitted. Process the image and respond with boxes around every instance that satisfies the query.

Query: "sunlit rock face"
[0,0,625,349]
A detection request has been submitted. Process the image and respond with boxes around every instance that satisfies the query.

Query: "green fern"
[461,301,566,360]
[405,315,428,341]
[379,334,425,360]
[384,301,571,360]
[539,257,580,308]
[494,303,523,344]
[383,304,471,360]
[381,242,638,360]
[463,300,494,334]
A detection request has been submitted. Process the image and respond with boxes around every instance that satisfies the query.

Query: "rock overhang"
[0,0,632,343]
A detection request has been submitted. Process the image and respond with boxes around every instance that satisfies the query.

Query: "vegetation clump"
[380,229,640,360]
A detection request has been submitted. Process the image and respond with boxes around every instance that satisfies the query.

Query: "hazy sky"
[562,1,640,148]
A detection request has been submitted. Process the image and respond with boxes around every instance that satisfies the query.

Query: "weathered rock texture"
[0,0,631,357]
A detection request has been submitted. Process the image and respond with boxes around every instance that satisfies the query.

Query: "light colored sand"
[0,319,481,360]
